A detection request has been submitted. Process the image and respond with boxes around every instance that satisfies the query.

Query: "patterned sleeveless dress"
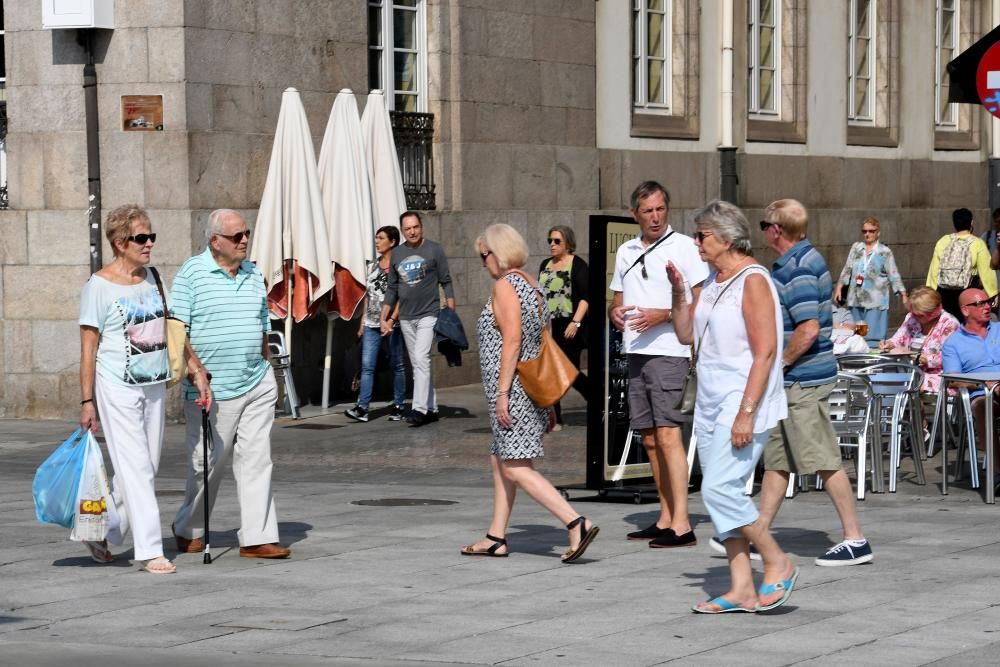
[477,272,550,460]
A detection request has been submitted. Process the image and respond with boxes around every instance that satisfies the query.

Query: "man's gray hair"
[629,180,671,210]
[207,208,242,238]
[694,200,753,256]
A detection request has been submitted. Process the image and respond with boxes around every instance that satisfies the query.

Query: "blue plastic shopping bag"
[32,428,87,529]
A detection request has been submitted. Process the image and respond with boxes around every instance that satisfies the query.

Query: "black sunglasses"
[217,230,251,243]
[480,250,493,265]
[694,231,714,243]
[127,233,157,244]
[759,220,779,232]
[639,254,648,279]
[962,298,992,309]
[547,238,562,245]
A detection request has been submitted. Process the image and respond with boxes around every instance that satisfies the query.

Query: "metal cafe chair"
[267,331,300,419]
[828,372,877,500]
[853,361,927,492]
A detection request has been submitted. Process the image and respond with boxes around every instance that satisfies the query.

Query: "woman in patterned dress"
[537,225,590,429]
[461,224,599,562]
[832,217,908,343]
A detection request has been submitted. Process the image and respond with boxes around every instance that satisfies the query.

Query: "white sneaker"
[709,536,762,561]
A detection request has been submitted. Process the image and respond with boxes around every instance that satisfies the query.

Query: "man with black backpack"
[926,208,998,321]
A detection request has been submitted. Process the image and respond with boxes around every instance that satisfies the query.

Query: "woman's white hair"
[694,200,753,256]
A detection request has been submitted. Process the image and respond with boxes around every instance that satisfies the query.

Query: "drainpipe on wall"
[991,0,1000,212]
[719,0,738,204]
[82,30,102,274]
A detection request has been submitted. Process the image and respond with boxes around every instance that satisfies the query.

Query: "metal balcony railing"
[390,111,435,211]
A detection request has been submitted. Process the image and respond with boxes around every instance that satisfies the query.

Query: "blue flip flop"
[756,566,800,612]
[691,596,757,614]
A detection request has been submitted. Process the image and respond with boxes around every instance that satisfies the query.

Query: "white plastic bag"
[69,433,112,543]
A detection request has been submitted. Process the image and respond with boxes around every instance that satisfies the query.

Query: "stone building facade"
[0,0,995,418]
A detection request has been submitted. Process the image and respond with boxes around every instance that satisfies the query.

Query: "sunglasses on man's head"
[547,238,562,245]
[127,233,157,244]
[217,230,251,243]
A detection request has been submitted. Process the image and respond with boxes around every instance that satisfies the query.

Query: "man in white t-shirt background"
[609,181,709,548]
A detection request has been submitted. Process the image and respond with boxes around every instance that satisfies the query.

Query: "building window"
[848,0,875,124]
[629,0,700,140]
[368,0,426,113]
[632,0,671,114]
[935,0,959,129]
[747,0,780,117]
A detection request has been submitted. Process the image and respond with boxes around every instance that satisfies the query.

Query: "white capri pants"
[400,315,438,415]
[94,377,166,561]
[173,368,280,547]
[696,427,771,542]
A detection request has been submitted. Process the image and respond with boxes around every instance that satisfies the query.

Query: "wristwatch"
[571,321,582,328]
[740,401,757,414]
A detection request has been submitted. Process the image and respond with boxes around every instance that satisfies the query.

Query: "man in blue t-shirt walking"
[757,199,873,567]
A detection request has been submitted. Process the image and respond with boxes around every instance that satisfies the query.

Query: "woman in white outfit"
[667,200,798,613]
[79,205,211,573]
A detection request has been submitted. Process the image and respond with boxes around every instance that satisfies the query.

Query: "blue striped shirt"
[171,249,271,400]
[771,240,837,387]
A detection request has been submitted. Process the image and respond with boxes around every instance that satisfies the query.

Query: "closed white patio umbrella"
[317,89,374,408]
[250,87,334,353]
[361,90,407,233]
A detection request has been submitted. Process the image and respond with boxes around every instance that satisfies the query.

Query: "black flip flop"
[562,516,600,563]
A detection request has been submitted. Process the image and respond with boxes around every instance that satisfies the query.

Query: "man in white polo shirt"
[609,181,709,548]
[170,209,289,559]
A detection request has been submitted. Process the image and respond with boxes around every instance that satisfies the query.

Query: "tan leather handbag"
[149,267,187,388]
[517,328,579,408]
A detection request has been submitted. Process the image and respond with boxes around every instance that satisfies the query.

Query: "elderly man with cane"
[170,209,290,559]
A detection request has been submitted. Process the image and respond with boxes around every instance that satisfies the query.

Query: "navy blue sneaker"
[345,406,369,423]
[388,405,406,421]
[815,539,873,566]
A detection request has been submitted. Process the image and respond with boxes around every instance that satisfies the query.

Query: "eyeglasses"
[216,230,251,243]
[759,220,779,232]
[694,231,714,243]
[547,238,562,245]
[480,250,493,265]
[862,229,879,234]
[961,298,992,309]
[127,233,157,244]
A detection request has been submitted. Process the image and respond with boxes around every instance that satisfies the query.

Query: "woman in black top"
[538,225,590,429]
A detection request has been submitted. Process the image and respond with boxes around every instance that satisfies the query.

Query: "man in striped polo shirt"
[170,209,290,559]
[756,199,873,567]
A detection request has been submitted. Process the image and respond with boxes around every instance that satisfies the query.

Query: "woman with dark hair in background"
[538,225,590,429]
[347,225,407,423]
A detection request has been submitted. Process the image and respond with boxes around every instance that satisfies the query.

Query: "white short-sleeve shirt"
[609,228,709,357]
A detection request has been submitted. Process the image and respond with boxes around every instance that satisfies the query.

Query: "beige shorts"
[764,381,844,475]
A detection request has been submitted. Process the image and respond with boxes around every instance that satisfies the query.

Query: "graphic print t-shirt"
[79,271,170,386]
[363,261,389,328]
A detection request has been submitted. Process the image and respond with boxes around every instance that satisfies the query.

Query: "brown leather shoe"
[172,524,204,553]
[239,543,291,559]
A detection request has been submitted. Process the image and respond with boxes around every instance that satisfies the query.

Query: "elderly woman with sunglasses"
[78,205,211,574]
[461,223,599,563]
[879,286,960,394]
[832,217,908,344]
[537,225,590,429]
[668,201,796,613]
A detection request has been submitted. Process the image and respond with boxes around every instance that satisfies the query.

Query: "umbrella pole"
[321,317,333,411]
[284,259,293,354]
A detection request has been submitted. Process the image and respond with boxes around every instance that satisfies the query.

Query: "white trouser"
[173,368,280,547]
[94,377,166,561]
[400,315,438,414]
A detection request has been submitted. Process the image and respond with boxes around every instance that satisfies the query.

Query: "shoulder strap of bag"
[622,231,675,280]
[690,265,759,362]
[147,267,173,318]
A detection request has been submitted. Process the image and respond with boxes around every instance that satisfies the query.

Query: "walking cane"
[201,408,213,564]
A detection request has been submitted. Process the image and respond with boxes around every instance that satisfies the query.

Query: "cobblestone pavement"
[1,385,999,666]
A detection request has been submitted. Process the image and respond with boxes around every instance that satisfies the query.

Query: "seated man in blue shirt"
[941,288,1000,489]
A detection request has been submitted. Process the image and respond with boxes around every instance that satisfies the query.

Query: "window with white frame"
[935,0,959,128]
[632,0,671,113]
[848,0,875,124]
[747,0,779,117]
[368,0,426,113]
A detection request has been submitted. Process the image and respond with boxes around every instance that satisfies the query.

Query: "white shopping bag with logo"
[69,433,128,543]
